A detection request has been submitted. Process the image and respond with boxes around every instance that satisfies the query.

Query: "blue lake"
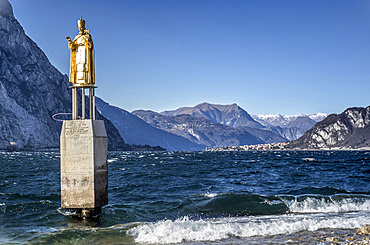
[0,150,369,244]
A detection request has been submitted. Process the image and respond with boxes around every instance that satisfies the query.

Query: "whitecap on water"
[263,199,284,205]
[302,157,316,162]
[284,196,370,213]
[39,200,52,204]
[201,192,218,198]
[0,203,5,213]
[108,158,118,163]
[57,207,77,216]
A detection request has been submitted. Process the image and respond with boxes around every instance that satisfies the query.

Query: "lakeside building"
[206,142,289,151]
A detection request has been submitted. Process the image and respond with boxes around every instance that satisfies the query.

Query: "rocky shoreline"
[242,225,370,244]
[318,225,370,244]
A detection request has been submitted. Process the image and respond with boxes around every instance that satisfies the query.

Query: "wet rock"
[326,236,339,242]
[357,224,370,235]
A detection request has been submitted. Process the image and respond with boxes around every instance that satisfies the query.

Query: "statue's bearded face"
[78,23,85,34]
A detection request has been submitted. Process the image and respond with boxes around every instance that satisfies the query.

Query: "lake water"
[0,150,369,244]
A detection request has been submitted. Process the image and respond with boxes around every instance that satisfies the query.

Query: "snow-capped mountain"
[252,113,328,128]
[309,113,328,122]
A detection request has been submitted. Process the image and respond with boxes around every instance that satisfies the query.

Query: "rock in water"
[357,224,370,235]
[325,237,339,242]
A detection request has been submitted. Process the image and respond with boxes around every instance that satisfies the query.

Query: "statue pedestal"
[60,120,108,216]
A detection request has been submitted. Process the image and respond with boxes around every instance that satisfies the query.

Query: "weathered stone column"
[60,120,108,217]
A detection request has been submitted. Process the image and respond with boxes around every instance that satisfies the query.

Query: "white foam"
[129,212,369,244]
[40,200,52,204]
[285,197,370,213]
[0,203,5,214]
[200,192,218,198]
[56,207,77,216]
[302,157,316,162]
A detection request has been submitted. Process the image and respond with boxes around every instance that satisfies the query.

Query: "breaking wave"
[129,194,370,244]
[129,213,368,244]
[285,195,370,213]
[187,192,370,216]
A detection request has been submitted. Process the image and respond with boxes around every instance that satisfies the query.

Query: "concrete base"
[60,120,108,210]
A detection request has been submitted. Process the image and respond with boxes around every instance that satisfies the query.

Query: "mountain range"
[97,101,326,151]
[161,102,327,141]
[133,109,264,148]
[95,98,204,151]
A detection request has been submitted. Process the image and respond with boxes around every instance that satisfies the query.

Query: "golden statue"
[67,17,95,86]
[66,17,96,120]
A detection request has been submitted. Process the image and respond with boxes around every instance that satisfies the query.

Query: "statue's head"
[77,17,85,34]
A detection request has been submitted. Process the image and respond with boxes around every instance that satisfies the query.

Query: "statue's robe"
[68,32,95,85]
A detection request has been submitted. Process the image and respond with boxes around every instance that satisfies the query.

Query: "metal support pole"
[75,87,79,120]
[92,88,95,120]
[72,87,75,120]
[72,87,78,120]
[82,88,85,120]
[89,87,93,119]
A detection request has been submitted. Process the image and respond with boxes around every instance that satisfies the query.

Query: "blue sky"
[9,0,370,115]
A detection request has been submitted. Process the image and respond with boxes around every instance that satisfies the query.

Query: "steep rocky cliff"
[0,0,127,150]
[290,106,370,149]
